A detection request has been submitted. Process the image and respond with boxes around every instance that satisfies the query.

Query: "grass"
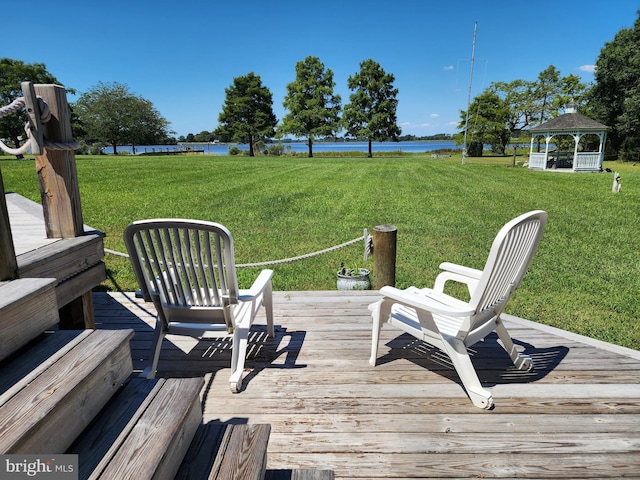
[1,152,639,350]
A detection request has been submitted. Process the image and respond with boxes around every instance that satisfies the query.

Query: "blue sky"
[4,0,639,138]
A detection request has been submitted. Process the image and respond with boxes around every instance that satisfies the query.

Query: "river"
[107,140,460,155]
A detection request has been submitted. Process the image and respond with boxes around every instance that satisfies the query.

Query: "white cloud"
[430,113,439,119]
[443,65,454,71]
[579,64,596,73]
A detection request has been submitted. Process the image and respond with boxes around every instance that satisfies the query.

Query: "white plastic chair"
[124,219,274,392]
[369,210,547,409]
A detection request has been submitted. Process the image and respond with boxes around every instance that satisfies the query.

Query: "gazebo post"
[544,135,551,169]
[572,134,581,172]
[598,132,606,169]
[528,136,534,167]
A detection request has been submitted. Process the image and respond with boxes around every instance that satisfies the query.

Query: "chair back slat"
[125,220,239,312]
[181,228,203,305]
[470,211,547,329]
[204,232,223,306]
[215,233,229,296]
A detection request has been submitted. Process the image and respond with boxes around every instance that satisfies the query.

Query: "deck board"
[93,291,640,479]
[5,192,57,255]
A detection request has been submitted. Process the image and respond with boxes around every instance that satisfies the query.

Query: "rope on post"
[105,230,374,268]
[0,85,80,155]
[0,97,26,117]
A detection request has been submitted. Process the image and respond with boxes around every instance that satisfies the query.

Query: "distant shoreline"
[177,139,455,145]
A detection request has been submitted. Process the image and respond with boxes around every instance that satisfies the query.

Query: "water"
[105,140,459,155]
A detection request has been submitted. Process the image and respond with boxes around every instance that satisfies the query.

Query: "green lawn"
[2,153,639,350]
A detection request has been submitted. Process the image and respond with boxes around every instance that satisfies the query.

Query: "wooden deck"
[94,290,640,480]
[5,192,106,319]
[5,192,57,255]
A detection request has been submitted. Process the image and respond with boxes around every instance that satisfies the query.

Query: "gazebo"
[528,103,609,172]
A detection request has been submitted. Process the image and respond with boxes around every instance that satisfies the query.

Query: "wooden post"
[373,224,397,289]
[33,84,94,329]
[0,169,18,281]
[33,84,84,237]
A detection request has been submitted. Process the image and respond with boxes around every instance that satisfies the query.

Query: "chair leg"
[264,282,274,337]
[495,318,532,371]
[369,299,389,366]
[441,336,494,409]
[141,318,165,379]
[229,327,249,393]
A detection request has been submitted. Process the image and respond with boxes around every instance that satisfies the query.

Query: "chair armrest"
[439,262,482,279]
[379,286,475,317]
[434,262,482,295]
[239,269,274,300]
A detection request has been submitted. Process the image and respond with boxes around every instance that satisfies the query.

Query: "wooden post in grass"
[33,84,95,329]
[373,224,397,289]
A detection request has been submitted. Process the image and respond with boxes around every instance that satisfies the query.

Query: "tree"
[74,82,171,154]
[214,73,277,157]
[280,56,342,157]
[456,90,510,155]
[490,79,537,134]
[343,59,401,158]
[588,12,640,161]
[459,66,589,156]
[193,130,215,142]
[531,66,587,126]
[0,58,62,154]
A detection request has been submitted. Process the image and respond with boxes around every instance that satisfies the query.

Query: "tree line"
[213,57,400,157]
[179,131,451,144]
[457,65,588,156]
[2,12,640,160]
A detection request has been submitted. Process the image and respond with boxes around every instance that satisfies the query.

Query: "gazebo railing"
[529,152,602,171]
[574,153,602,171]
[529,152,547,169]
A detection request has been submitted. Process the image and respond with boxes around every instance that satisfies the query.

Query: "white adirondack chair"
[369,210,547,409]
[124,219,274,392]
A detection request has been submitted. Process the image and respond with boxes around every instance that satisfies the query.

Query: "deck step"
[176,423,271,480]
[265,470,336,480]
[0,329,134,454]
[0,330,91,406]
[70,376,204,480]
[0,277,58,362]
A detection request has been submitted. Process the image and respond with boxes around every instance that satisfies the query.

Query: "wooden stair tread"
[0,329,134,454]
[0,277,58,362]
[0,330,91,401]
[265,470,336,480]
[176,423,271,480]
[83,376,203,480]
[69,377,163,476]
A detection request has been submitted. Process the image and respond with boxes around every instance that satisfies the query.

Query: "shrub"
[266,144,284,156]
